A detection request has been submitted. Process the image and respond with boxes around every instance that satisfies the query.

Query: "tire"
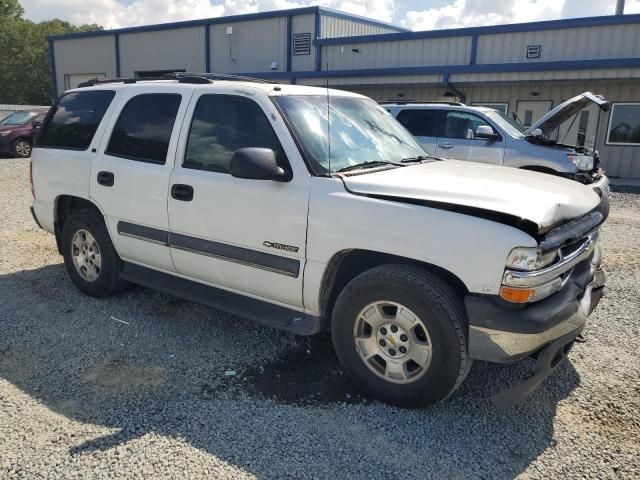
[61,209,129,297]
[331,264,471,407]
[12,138,32,158]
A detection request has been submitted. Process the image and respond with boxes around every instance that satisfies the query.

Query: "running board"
[120,262,323,335]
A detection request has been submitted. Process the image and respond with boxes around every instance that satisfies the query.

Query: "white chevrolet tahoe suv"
[31,74,608,407]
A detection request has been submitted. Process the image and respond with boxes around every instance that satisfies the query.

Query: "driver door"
[436,110,505,164]
[167,91,310,309]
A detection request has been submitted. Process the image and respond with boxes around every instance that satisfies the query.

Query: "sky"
[19,0,640,31]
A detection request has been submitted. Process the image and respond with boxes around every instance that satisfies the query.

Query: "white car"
[30,74,607,407]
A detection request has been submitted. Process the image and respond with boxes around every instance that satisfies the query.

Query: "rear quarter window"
[36,90,115,150]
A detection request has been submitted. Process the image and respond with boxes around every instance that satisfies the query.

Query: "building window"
[471,103,508,115]
[293,33,311,55]
[607,103,640,145]
[526,45,542,59]
[106,93,182,164]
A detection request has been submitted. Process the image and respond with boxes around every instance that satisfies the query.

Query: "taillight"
[30,160,34,197]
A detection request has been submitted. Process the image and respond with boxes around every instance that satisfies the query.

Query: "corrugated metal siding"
[299,74,442,87]
[291,14,316,72]
[53,36,117,94]
[320,16,400,38]
[210,18,287,74]
[451,68,640,83]
[477,24,640,64]
[322,36,470,70]
[119,27,205,76]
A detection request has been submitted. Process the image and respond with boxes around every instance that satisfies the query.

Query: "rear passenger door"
[436,110,504,164]
[395,109,440,155]
[167,91,310,309]
[90,88,190,272]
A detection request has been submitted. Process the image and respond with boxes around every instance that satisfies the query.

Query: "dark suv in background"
[0,109,49,158]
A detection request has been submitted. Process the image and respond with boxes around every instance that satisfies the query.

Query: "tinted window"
[36,91,115,150]
[106,94,181,164]
[396,109,441,137]
[184,95,286,173]
[607,104,640,145]
[442,111,491,139]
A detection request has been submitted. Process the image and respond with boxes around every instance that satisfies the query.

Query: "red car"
[0,109,49,158]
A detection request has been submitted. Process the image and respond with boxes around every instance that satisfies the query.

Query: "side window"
[442,111,491,139]
[184,95,286,174]
[105,93,181,164]
[396,109,441,137]
[36,90,115,150]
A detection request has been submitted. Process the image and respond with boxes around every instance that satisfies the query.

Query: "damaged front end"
[465,195,609,407]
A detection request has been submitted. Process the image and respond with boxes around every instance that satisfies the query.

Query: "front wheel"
[331,265,471,407]
[13,138,32,158]
[61,209,129,297]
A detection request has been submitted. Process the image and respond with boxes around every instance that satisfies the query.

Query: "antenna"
[325,58,331,173]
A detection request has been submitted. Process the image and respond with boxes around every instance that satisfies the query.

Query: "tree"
[0,1,102,105]
[0,0,23,19]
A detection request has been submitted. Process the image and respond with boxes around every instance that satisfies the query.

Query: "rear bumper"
[466,247,605,363]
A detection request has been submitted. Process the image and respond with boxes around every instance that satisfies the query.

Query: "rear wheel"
[331,265,471,407]
[13,138,31,158]
[61,209,129,297]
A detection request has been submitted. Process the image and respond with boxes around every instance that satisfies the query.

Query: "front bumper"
[466,247,605,363]
[590,172,610,197]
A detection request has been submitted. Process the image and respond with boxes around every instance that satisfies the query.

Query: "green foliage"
[0,1,102,105]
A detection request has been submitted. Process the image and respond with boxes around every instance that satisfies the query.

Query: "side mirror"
[474,125,500,141]
[230,148,289,181]
[529,128,543,137]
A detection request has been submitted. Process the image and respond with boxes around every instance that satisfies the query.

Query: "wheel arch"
[53,195,105,254]
[318,249,469,325]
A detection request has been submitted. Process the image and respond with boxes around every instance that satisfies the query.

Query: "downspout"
[442,73,466,104]
[616,0,625,15]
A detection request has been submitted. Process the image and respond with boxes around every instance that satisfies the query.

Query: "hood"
[340,160,601,234]
[524,92,609,137]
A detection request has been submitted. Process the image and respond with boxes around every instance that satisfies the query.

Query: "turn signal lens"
[499,286,535,303]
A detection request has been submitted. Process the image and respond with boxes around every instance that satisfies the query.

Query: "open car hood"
[524,92,609,137]
[340,160,601,235]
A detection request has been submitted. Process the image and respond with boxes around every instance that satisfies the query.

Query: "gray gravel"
[1,156,639,479]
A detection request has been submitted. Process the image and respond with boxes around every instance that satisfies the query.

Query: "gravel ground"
[0,156,638,479]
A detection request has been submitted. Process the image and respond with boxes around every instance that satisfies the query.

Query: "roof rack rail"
[77,71,275,88]
[175,72,276,84]
[378,101,466,106]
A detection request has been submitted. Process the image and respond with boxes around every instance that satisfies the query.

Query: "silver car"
[384,92,610,195]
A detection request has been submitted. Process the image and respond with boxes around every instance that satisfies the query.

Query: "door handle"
[171,184,194,202]
[97,171,114,187]
[438,143,454,149]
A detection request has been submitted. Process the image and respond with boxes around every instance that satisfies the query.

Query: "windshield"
[274,95,428,173]
[0,111,35,126]
[483,109,526,138]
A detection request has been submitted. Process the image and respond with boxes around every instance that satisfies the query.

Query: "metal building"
[48,7,640,179]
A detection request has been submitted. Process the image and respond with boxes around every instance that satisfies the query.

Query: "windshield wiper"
[400,155,430,163]
[336,161,402,173]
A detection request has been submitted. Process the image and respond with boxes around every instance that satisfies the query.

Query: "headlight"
[567,154,594,171]
[506,247,558,271]
[0,130,12,136]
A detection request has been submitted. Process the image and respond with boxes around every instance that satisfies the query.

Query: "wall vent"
[526,44,542,59]
[293,33,311,55]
